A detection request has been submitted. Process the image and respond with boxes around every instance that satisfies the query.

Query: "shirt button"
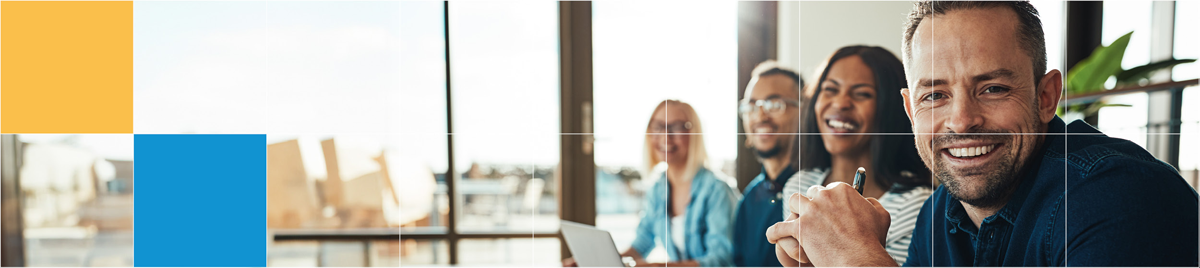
[949,228,957,234]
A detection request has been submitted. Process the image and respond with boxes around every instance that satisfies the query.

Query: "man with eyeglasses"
[732,60,804,267]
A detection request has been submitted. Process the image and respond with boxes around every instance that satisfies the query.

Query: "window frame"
[1064,1,1197,170]
[1,134,26,267]
[397,2,590,265]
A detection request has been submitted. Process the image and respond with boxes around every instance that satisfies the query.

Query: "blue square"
[134,134,266,267]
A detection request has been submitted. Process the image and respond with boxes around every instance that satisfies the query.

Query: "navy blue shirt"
[733,165,795,267]
[905,117,1199,266]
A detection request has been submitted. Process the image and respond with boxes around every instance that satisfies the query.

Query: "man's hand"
[768,186,822,266]
[775,237,807,267]
[765,182,896,267]
[770,212,807,266]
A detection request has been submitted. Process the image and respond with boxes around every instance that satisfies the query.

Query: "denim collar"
[944,116,1066,235]
[664,167,712,201]
[759,164,797,193]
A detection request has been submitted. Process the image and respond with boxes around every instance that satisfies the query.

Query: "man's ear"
[900,88,916,128]
[1037,69,1064,123]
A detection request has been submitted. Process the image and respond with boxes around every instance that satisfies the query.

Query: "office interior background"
[397,0,1199,265]
[0,0,1196,267]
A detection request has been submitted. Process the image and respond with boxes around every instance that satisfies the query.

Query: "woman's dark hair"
[799,45,931,190]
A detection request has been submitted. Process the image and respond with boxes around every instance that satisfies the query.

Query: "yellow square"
[2,1,133,133]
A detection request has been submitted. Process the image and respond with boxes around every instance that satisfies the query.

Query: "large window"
[449,1,561,235]
[1175,0,1200,185]
[397,1,448,231]
[136,1,403,266]
[397,1,450,265]
[1088,1,1198,186]
[1182,88,1200,187]
[1095,1,1153,144]
[591,1,737,262]
[7,135,134,267]
[398,1,562,265]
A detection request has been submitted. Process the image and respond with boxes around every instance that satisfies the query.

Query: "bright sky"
[398,1,449,173]
[400,1,739,173]
[135,1,402,135]
[446,1,561,173]
[1176,0,1200,82]
[592,1,738,170]
[16,135,134,161]
[136,1,429,170]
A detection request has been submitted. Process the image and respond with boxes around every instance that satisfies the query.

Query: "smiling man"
[766,1,1198,266]
[734,60,803,267]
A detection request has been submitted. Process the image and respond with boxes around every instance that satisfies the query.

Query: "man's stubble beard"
[934,135,1022,209]
[918,118,1041,210]
[751,120,795,160]
[754,134,794,161]
[756,144,782,158]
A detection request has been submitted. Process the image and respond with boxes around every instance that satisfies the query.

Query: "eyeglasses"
[739,98,800,117]
[649,121,693,133]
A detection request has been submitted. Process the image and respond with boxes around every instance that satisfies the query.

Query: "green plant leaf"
[1115,58,1197,86]
[1064,103,1088,113]
[1082,102,1132,116]
[1066,31,1133,94]
[1066,48,1101,94]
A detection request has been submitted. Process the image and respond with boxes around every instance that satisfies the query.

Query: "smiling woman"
[800,46,928,190]
[790,45,931,266]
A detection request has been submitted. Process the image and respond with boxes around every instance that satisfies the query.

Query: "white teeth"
[948,145,995,158]
[827,119,857,131]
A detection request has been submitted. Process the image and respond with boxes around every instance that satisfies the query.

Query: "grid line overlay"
[1,0,1195,267]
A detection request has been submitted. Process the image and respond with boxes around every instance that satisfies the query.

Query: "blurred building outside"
[17,135,134,267]
[266,137,403,266]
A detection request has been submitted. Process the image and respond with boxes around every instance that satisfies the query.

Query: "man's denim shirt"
[904,116,1199,266]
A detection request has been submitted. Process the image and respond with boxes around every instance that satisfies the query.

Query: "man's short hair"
[749,60,803,91]
[902,1,1047,85]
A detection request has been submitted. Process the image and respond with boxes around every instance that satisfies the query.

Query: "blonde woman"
[563,100,737,267]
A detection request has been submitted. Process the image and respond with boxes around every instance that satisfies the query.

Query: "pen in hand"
[852,167,866,196]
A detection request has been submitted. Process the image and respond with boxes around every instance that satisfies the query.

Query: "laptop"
[560,220,626,267]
